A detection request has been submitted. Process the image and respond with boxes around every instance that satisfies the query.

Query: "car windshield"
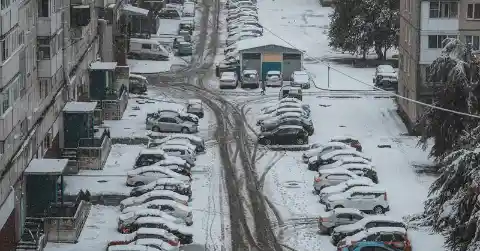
[267,74,280,79]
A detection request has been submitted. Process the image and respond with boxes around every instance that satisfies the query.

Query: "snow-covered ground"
[103,87,213,140]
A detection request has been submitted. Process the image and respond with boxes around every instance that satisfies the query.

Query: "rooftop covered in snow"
[25,159,69,175]
[234,35,302,53]
[89,61,117,70]
[122,4,149,16]
[63,102,98,113]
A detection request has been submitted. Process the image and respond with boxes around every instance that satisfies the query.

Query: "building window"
[39,0,49,17]
[428,35,457,49]
[37,37,51,59]
[466,35,480,50]
[18,31,24,46]
[1,40,6,62]
[39,79,50,99]
[467,4,480,19]
[430,2,458,18]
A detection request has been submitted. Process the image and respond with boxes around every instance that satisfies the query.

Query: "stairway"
[16,218,45,251]
[61,148,78,173]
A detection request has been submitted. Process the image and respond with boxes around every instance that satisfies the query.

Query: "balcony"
[37,14,62,37]
[420,2,459,31]
[76,129,112,170]
[44,200,92,243]
[38,53,63,78]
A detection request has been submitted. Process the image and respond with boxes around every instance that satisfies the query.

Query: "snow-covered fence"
[77,135,112,170]
[44,201,91,243]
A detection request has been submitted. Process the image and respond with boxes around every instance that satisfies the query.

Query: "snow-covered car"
[127,166,191,186]
[259,112,306,127]
[107,244,167,251]
[127,217,194,244]
[130,178,192,198]
[228,21,262,31]
[147,134,205,153]
[134,149,188,169]
[258,125,309,145]
[313,168,359,193]
[265,71,283,87]
[331,216,407,245]
[322,156,373,170]
[337,227,410,250]
[120,190,189,211]
[226,12,258,23]
[256,108,308,125]
[186,99,204,118]
[229,26,263,36]
[160,145,196,167]
[226,33,259,46]
[373,65,398,91]
[302,142,354,163]
[108,227,180,248]
[118,209,191,233]
[158,139,197,153]
[330,136,363,152]
[337,163,378,184]
[318,208,365,234]
[262,102,309,115]
[319,177,375,204]
[122,200,193,224]
[324,185,389,214]
[308,149,372,171]
[260,117,314,135]
[158,110,199,124]
[290,70,311,89]
[146,112,198,134]
[219,71,238,89]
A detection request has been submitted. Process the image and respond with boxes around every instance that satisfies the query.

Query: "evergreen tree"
[327,0,399,59]
[417,39,480,159]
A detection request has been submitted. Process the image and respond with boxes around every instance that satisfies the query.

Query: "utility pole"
[327,63,330,89]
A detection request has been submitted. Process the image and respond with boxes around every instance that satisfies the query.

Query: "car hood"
[380,72,397,78]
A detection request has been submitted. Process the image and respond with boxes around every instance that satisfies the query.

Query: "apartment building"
[399,0,480,130]
[0,0,98,247]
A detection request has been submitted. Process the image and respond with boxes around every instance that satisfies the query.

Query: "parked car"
[308,149,371,171]
[319,177,375,204]
[182,2,195,16]
[262,102,310,115]
[157,109,199,124]
[290,70,311,89]
[126,217,194,244]
[120,190,189,211]
[108,227,180,248]
[324,185,389,214]
[331,216,407,246]
[130,178,192,198]
[338,241,405,251]
[176,42,193,56]
[186,99,204,118]
[128,38,170,61]
[160,145,196,167]
[145,112,198,133]
[373,65,398,91]
[338,164,378,184]
[241,69,260,88]
[313,168,359,193]
[258,125,309,145]
[302,142,354,163]
[118,209,190,233]
[121,200,193,225]
[147,134,205,153]
[129,74,148,94]
[158,8,182,19]
[259,112,306,127]
[107,244,171,251]
[322,156,373,170]
[157,138,196,152]
[330,136,363,151]
[279,86,302,100]
[260,117,314,135]
[229,26,263,36]
[338,227,411,251]
[257,107,308,124]
[134,149,189,169]
[318,208,365,234]
[219,71,238,89]
[127,166,191,186]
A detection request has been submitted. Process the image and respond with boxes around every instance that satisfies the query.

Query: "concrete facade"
[0,0,99,246]
[398,0,480,129]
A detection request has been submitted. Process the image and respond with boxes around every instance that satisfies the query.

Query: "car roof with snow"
[306,142,351,153]
[140,178,186,189]
[277,107,303,112]
[336,156,371,164]
[332,208,364,216]
[221,72,237,80]
[243,69,258,74]
[161,144,192,151]
[134,227,178,240]
[122,199,191,213]
[275,125,304,131]
[119,209,179,222]
[319,168,356,176]
[320,178,374,193]
[122,190,188,205]
[377,65,395,73]
[321,149,370,160]
[135,217,194,234]
[340,163,376,171]
[330,136,359,142]
[139,149,166,155]
[127,166,184,178]
[334,215,405,232]
[158,134,202,143]
[163,138,193,145]
[267,70,280,75]
[130,73,147,80]
[135,238,177,251]
[107,245,157,251]
[156,157,188,166]
[344,227,407,243]
[333,185,386,197]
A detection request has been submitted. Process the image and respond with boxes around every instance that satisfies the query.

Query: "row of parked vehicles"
[145,99,204,134]
[297,138,412,250]
[107,133,207,251]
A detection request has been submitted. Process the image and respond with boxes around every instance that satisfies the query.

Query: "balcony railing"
[76,131,112,170]
[44,200,91,243]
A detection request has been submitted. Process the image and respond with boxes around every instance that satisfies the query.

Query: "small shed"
[89,62,118,101]
[235,35,303,81]
[63,102,98,148]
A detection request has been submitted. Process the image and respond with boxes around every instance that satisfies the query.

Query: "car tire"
[152,126,160,132]
[198,113,204,118]
[181,127,190,133]
[334,205,344,209]
[313,189,320,195]
[134,182,145,187]
[373,206,385,214]
[296,138,304,145]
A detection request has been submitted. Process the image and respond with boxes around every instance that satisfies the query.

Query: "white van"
[128,38,170,61]
[183,2,195,17]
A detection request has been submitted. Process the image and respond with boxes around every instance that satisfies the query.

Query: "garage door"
[283,53,302,81]
[262,53,282,81]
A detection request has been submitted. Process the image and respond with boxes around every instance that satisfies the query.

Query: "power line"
[227,1,480,119]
